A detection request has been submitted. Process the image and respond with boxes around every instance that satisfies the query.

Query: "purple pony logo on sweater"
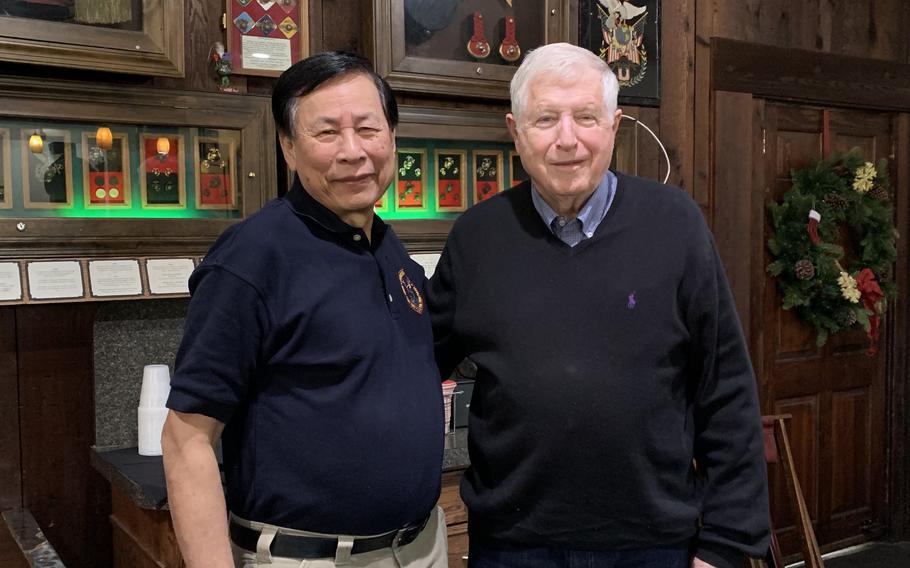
[627,291,637,310]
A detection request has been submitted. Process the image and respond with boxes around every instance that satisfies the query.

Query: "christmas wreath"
[767,151,897,354]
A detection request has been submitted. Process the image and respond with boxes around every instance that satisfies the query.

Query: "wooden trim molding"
[711,38,910,112]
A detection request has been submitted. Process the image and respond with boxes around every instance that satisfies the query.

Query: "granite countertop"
[91,428,470,511]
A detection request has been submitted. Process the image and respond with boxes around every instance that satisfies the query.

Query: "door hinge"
[762,128,767,156]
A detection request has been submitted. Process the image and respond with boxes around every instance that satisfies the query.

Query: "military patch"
[398,268,424,315]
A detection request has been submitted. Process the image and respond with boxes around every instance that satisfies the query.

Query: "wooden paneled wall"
[1,1,909,566]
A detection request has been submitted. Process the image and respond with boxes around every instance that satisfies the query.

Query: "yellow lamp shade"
[28,133,43,154]
[95,126,113,150]
[155,137,171,156]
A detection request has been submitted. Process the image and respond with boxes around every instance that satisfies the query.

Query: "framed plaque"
[374,185,390,214]
[226,0,309,77]
[395,148,427,211]
[434,149,467,212]
[88,259,143,298]
[0,128,10,209]
[21,128,73,209]
[194,135,238,210]
[82,131,132,208]
[473,150,503,204]
[0,262,22,302]
[25,260,84,301]
[140,134,186,208]
[578,0,660,106]
[509,151,529,188]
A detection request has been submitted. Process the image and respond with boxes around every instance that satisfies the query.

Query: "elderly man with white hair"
[427,42,770,568]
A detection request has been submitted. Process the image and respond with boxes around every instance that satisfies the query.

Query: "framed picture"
[395,148,427,211]
[434,149,467,212]
[21,128,73,209]
[374,184,390,213]
[81,131,132,208]
[226,0,309,77]
[0,128,10,209]
[473,150,503,204]
[509,151,529,188]
[140,134,186,208]
[578,0,660,106]
[0,0,184,77]
[194,135,238,210]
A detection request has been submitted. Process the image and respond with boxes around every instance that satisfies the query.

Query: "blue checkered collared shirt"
[530,171,617,247]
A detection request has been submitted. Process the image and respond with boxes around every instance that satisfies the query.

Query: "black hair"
[271,51,398,138]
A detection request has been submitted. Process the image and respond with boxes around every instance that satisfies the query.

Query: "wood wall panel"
[708,0,909,61]
[659,0,695,192]
[830,389,872,517]
[712,91,752,329]
[0,308,20,511]
[17,304,111,568]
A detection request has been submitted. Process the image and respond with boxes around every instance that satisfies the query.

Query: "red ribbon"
[856,268,884,356]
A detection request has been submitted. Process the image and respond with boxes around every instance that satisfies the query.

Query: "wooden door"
[759,103,895,553]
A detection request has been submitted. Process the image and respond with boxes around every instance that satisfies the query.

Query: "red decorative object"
[467,12,490,59]
[807,209,821,245]
[856,268,884,356]
[498,16,521,62]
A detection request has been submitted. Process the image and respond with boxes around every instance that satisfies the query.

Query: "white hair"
[510,42,619,123]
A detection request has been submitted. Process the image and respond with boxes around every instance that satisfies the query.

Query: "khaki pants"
[231,507,448,568]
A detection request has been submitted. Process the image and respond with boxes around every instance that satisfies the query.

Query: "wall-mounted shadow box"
[372,0,575,99]
[0,77,275,259]
[0,0,184,77]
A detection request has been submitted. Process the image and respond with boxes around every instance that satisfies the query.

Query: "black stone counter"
[91,428,470,511]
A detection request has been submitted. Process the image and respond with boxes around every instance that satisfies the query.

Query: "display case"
[0,0,184,77]
[373,0,574,99]
[0,77,275,259]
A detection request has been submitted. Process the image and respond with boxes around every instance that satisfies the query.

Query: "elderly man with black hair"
[428,42,771,568]
[162,52,447,568]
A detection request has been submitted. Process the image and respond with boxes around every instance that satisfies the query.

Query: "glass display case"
[373,0,573,99]
[0,77,275,259]
[0,0,184,76]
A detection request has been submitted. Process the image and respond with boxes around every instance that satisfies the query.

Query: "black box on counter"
[452,378,474,429]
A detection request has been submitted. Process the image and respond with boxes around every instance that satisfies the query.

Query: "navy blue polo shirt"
[167,180,444,534]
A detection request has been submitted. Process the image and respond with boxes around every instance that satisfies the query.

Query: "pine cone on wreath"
[837,309,858,327]
[794,259,815,280]
[823,192,848,212]
[869,185,890,202]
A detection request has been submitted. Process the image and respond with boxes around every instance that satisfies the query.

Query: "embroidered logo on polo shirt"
[398,268,424,315]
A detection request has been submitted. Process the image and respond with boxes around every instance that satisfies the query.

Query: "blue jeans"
[468,541,691,568]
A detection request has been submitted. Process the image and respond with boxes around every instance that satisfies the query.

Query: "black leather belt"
[230,514,430,559]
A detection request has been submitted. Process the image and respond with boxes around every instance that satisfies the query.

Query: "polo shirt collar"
[284,177,387,249]
[530,170,615,234]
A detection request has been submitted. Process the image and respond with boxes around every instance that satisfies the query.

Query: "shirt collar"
[530,170,616,234]
[284,176,387,249]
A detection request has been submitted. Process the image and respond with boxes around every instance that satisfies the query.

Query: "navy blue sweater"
[428,175,770,568]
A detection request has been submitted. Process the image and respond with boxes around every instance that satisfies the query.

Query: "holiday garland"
[767,151,897,353]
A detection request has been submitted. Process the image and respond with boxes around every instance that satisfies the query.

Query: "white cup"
[139,364,171,409]
[137,407,170,456]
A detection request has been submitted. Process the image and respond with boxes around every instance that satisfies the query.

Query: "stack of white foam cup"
[137,364,171,456]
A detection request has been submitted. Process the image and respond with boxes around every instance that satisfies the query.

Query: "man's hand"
[691,558,717,568]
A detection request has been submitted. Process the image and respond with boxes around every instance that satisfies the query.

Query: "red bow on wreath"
[855,268,884,356]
